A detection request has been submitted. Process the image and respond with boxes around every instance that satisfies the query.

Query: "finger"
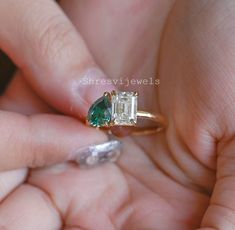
[0,72,48,201]
[60,0,174,113]
[0,111,107,170]
[0,72,53,202]
[0,72,54,115]
[28,163,129,230]
[0,184,62,229]
[0,0,114,118]
[0,168,27,202]
[0,71,49,202]
[198,140,235,229]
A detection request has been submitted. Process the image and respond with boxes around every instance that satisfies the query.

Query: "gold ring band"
[132,111,167,135]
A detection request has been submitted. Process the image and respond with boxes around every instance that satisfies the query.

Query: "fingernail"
[77,68,115,104]
[75,139,122,168]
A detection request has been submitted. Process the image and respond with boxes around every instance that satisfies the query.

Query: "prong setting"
[134,91,139,96]
[109,120,115,126]
[130,119,137,126]
[111,90,116,96]
[85,118,90,126]
[103,92,112,101]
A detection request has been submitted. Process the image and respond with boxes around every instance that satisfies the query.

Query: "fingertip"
[69,67,116,117]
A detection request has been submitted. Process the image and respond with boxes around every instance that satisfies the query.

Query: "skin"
[0,0,235,229]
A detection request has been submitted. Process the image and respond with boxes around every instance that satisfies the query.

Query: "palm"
[1,0,234,229]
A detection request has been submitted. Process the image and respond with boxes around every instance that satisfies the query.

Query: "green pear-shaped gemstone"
[87,95,111,127]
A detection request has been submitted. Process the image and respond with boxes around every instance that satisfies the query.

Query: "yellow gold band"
[132,111,167,135]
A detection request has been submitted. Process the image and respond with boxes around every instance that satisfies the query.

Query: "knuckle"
[26,141,56,169]
[22,1,75,63]
[26,138,61,169]
[28,149,48,168]
[21,1,95,75]
[36,15,75,61]
[23,122,49,168]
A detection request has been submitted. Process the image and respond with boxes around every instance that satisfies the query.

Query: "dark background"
[0,50,15,94]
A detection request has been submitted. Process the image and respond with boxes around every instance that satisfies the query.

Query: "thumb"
[0,111,108,170]
[0,0,113,118]
[198,139,235,229]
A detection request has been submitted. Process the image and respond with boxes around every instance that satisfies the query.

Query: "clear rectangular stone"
[111,92,137,125]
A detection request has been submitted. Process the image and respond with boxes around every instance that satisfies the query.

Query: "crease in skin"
[141,136,201,193]
[132,132,211,197]
[94,167,133,230]
[0,168,28,202]
[119,140,176,211]
[119,172,180,230]
[167,122,215,194]
[64,225,89,230]
[110,197,133,230]
[103,165,134,230]
[216,130,235,158]
[29,163,132,230]
[0,184,62,229]
[32,163,71,175]
[132,136,182,186]
[27,181,65,227]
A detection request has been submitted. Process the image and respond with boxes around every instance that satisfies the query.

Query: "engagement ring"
[86,91,167,136]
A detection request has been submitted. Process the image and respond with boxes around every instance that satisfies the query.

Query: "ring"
[86,91,167,136]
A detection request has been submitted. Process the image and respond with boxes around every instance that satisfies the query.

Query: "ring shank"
[96,110,167,137]
[132,111,167,135]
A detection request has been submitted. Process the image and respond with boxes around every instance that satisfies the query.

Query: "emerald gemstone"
[87,95,111,127]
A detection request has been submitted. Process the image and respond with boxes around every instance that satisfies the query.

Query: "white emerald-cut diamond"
[111,92,138,126]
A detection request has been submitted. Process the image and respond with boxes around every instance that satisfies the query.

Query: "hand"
[0,0,115,171]
[1,0,235,230]
[0,0,113,218]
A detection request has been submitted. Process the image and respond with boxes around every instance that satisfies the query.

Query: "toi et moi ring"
[86,91,167,137]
